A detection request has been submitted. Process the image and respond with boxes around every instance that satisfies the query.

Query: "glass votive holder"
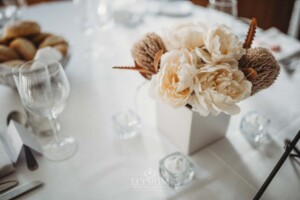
[240,111,271,145]
[113,0,145,27]
[159,152,195,189]
[112,109,141,140]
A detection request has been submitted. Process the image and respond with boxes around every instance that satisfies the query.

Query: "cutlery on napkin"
[0,180,18,193]
[0,140,14,178]
[0,181,43,200]
[6,111,38,170]
[6,111,39,171]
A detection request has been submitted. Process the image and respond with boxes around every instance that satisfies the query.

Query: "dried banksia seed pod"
[131,32,166,79]
[239,47,280,95]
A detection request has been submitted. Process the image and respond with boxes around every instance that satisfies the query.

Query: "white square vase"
[157,103,230,155]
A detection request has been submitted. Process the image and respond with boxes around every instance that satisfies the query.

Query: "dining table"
[0,1,300,199]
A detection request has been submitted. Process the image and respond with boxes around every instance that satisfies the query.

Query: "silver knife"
[0,181,43,200]
[0,180,18,193]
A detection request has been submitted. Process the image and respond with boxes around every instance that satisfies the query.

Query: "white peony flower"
[196,25,245,64]
[189,63,252,116]
[150,49,198,107]
[162,22,208,51]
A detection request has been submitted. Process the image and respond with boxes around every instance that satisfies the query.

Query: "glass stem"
[48,116,60,145]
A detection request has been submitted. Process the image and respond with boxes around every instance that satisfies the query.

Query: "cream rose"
[150,49,198,107]
[162,22,208,51]
[189,64,252,116]
[196,25,245,64]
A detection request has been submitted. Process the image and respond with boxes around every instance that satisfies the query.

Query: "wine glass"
[208,0,237,27]
[18,60,77,161]
[73,0,114,62]
[1,0,27,23]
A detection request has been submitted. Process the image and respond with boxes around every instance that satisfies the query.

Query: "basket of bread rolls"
[0,20,70,88]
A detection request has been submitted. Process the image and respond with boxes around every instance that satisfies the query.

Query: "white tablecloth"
[0,2,300,200]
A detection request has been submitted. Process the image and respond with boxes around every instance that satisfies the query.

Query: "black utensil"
[24,145,38,171]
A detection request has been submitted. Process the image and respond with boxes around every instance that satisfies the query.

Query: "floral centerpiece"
[114,18,280,116]
[114,18,280,154]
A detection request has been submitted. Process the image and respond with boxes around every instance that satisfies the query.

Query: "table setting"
[0,0,300,199]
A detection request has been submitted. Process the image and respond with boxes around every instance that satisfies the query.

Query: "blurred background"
[0,0,299,40]
[191,0,300,40]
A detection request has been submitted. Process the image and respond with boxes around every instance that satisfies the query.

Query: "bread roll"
[0,37,12,45]
[3,59,25,68]
[3,21,41,39]
[39,35,67,48]
[10,38,36,61]
[29,32,52,46]
[0,45,20,62]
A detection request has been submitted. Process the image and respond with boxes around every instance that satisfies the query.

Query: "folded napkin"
[3,121,43,163]
[34,46,63,61]
[0,136,14,178]
[0,120,43,178]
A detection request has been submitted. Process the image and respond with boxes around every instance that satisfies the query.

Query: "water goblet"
[1,0,27,25]
[74,0,115,62]
[208,0,237,27]
[18,60,77,161]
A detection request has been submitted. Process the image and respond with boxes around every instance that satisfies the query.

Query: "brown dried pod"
[239,47,280,95]
[131,32,166,79]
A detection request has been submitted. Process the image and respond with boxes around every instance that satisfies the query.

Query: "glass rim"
[209,0,237,6]
[19,59,62,79]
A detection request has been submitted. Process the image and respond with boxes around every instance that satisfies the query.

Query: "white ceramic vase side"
[157,102,230,155]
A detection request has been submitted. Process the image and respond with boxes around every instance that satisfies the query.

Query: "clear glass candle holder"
[240,111,271,145]
[159,152,195,189]
[112,109,141,140]
[113,0,145,27]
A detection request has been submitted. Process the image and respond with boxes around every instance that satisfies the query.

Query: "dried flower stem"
[112,66,154,74]
[113,49,164,77]
[243,67,257,79]
[243,18,257,49]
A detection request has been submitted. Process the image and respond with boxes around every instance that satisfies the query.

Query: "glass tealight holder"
[112,109,141,140]
[159,152,195,189]
[240,111,271,145]
[113,0,145,27]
